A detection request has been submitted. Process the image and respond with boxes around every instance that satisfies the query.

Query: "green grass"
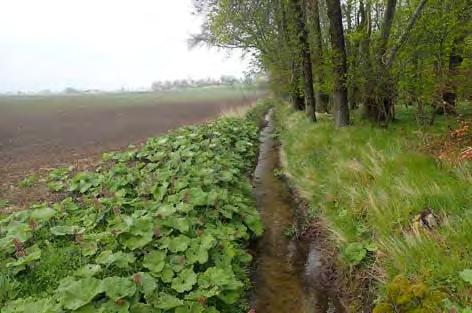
[0,86,264,112]
[274,102,472,312]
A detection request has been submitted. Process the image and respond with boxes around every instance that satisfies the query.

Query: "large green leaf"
[102,276,136,301]
[96,250,136,268]
[154,293,183,310]
[158,265,175,283]
[175,302,206,313]
[164,217,191,233]
[166,235,191,253]
[243,213,263,236]
[29,207,57,222]
[50,225,85,236]
[6,244,42,274]
[142,250,167,274]
[100,299,130,313]
[118,215,154,250]
[129,303,155,313]
[74,264,102,278]
[198,267,243,291]
[2,297,62,313]
[171,268,197,293]
[56,277,104,310]
[186,187,208,206]
[133,272,157,298]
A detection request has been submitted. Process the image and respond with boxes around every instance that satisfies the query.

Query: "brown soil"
[0,95,259,207]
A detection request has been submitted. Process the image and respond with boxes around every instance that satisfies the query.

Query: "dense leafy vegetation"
[0,103,270,313]
[274,103,472,311]
[193,0,471,125]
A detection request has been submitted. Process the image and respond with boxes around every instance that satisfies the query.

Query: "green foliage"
[373,276,446,313]
[459,269,472,285]
[283,225,297,238]
[0,105,267,312]
[275,103,472,309]
[18,175,38,188]
[341,242,367,266]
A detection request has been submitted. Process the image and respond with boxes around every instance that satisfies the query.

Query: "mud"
[253,111,342,313]
[0,95,261,183]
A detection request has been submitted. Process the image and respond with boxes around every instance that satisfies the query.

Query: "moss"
[374,275,446,312]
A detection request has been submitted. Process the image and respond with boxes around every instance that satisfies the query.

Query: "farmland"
[0,87,264,191]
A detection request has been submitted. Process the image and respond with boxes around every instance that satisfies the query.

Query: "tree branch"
[385,0,428,68]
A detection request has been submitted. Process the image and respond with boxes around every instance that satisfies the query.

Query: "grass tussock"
[274,103,472,312]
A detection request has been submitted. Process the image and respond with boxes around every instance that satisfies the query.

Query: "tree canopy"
[193,0,472,126]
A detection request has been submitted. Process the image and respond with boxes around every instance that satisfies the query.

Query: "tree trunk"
[326,0,350,127]
[358,0,372,105]
[309,0,329,113]
[344,0,358,110]
[290,60,305,111]
[292,0,316,121]
[439,37,464,115]
[364,0,397,123]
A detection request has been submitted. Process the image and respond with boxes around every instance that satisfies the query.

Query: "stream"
[252,111,342,313]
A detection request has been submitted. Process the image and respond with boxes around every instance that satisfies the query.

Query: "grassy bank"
[0,100,271,313]
[274,102,472,312]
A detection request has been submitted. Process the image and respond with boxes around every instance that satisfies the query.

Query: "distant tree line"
[150,75,266,92]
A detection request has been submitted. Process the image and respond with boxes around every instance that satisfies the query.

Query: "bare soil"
[0,95,259,206]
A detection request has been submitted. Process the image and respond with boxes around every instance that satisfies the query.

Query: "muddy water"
[253,112,338,313]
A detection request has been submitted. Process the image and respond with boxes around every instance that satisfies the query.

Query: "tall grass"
[274,103,472,311]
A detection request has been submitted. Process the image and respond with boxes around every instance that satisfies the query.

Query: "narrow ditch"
[252,111,343,313]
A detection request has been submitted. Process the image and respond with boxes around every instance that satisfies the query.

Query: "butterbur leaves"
[29,207,57,222]
[74,264,102,278]
[175,302,207,313]
[171,267,197,293]
[186,187,208,206]
[134,272,157,298]
[143,250,167,274]
[101,299,130,313]
[160,235,191,253]
[96,250,136,268]
[198,267,243,291]
[56,277,104,310]
[154,293,183,310]
[1,297,62,313]
[6,244,42,274]
[118,215,155,250]
[129,303,154,313]
[50,225,85,236]
[102,276,137,301]
[243,213,264,236]
[164,216,192,233]
[0,113,265,312]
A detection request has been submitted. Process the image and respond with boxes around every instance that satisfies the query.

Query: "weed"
[283,225,298,238]
[18,175,38,188]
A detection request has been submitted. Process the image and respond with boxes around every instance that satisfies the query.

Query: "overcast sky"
[0,0,249,93]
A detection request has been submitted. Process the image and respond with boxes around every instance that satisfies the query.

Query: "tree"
[306,0,329,113]
[326,0,350,127]
[290,0,316,120]
[192,0,471,127]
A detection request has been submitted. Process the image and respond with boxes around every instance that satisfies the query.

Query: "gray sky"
[0,0,248,92]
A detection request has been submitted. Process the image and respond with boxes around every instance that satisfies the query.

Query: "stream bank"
[252,111,344,313]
